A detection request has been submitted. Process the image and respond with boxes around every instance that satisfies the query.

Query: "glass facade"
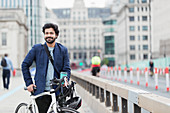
[105,36,115,55]
[2,32,7,46]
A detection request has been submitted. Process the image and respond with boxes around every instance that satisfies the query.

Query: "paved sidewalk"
[0,75,93,113]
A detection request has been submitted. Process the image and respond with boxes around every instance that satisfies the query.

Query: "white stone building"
[115,0,151,66]
[52,0,110,67]
[0,9,28,69]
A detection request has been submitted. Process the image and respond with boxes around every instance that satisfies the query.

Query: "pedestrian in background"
[0,53,14,90]
[149,60,154,77]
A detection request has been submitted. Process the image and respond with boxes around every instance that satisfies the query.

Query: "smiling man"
[22,23,71,113]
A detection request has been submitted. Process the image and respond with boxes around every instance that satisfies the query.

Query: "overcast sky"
[45,0,109,9]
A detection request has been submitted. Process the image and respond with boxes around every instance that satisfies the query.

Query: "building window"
[143,35,148,40]
[142,16,147,21]
[73,53,77,59]
[142,26,148,31]
[129,7,134,12]
[143,45,148,50]
[130,45,135,50]
[130,54,135,60]
[129,16,135,21]
[2,32,7,46]
[129,0,134,3]
[143,54,148,59]
[130,36,135,40]
[1,0,4,7]
[130,26,135,31]
[79,53,82,59]
[142,0,147,3]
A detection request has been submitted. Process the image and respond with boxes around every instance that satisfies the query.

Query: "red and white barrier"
[155,68,158,90]
[130,67,133,84]
[118,66,121,81]
[165,67,169,92]
[110,67,114,80]
[124,67,127,82]
[137,67,140,85]
[145,67,148,87]
[114,67,117,80]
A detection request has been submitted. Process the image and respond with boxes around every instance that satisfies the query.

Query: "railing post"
[87,82,90,92]
[105,91,111,107]
[134,104,141,113]
[100,88,104,102]
[95,86,99,99]
[90,83,92,94]
[122,98,128,113]
[92,84,95,96]
[112,94,119,112]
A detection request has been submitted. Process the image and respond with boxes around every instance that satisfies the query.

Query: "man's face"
[44,28,57,44]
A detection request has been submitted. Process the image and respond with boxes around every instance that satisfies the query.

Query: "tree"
[101,58,109,66]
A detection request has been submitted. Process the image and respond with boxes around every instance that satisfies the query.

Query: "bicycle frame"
[27,89,58,113]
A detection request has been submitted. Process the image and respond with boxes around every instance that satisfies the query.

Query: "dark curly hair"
[42,23,59,35]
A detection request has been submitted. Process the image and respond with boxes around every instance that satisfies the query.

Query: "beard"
[45,37,56,44]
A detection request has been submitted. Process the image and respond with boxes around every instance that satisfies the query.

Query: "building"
[52,0,110,67]
[0,0,45,49]
[115,0,151,66]
[0,9,28,69]
[152,0,170,58]
[102,15,117,66]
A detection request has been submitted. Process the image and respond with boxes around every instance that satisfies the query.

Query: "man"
[1,53,14,90]
[91,56,101,77]
[22,23,71,113]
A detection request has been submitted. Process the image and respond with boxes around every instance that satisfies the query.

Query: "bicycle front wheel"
[15,103,33,113]
[58,107,80,113]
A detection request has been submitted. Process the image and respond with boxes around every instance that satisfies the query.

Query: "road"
[82,70,170,98]
[0,75,93,113]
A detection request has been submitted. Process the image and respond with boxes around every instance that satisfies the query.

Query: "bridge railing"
[71,71,170,113]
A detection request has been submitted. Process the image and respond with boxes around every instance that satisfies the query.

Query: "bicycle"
[15,76,82,113]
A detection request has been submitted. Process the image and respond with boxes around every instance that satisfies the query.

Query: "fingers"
[27,84,36,92]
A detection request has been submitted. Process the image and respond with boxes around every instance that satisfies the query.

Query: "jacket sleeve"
[62,47,71,81]
[22,45,36,87]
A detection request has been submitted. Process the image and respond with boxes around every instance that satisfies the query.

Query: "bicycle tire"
[15,103,33,113]
[58,107,80,113]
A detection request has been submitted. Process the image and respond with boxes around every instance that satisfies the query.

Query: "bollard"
[115,67,117,80]
[145,67,148,87]
[137,67,140,85]
[124,67,127,82]
[118,66,121,81]
[165,67,169,92]
[107,67,110,79]
[130,67,133,84]
[111,67,114,80]
[155,68,158,90]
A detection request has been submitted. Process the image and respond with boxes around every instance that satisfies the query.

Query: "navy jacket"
[22,42,71,95]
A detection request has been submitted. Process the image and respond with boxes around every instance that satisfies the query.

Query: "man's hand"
[27,84,36,92]
[63,77,69,87]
